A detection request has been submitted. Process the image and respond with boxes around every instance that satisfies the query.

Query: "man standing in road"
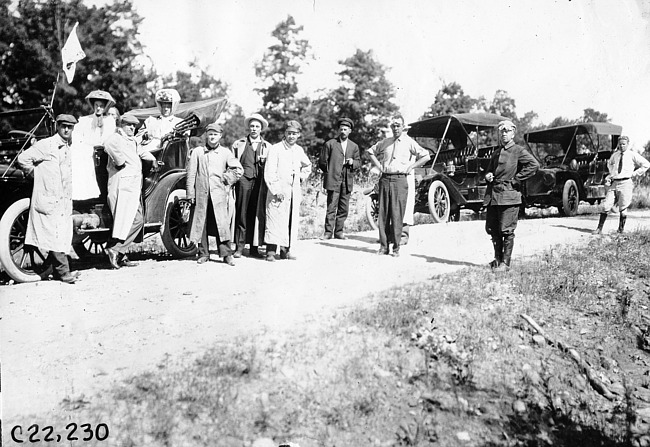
[18,114,78,283]
[231,113,270,258]
[187,123,243,266]
[592,135,650,234]
[264,120,312,262]
[484,120,538,270]
[367,115,430,257]
[104,114,158,269]
[318,117,361,240]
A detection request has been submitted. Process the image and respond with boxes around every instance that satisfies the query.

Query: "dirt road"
[3,210,650,421]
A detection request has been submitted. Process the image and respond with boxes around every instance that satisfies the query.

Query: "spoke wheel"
[427,180,451,223]
[0,198,52,282]
[161,189,197,258]
[364,193,379,231]
[73,232,110,259]
[559,179,579,217]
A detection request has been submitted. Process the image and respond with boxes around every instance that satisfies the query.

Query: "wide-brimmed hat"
[120,114,139,126]
[498,120,516,131]
[285,120,302,132]
[338,117,354,129]
[85,90,116,110]
[205,123,223,133]
[244,113,268,131]
[55,114,78,125]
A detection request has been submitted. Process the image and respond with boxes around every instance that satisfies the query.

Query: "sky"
[123,0,650,148]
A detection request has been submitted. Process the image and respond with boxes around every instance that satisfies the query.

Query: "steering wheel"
[8,130,35,139]
[544,154,557,164]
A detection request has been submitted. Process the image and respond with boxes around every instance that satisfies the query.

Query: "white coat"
[264,140,311,247]
[71,114,116,200]
[104,129,156,240]
[17,134,73,253]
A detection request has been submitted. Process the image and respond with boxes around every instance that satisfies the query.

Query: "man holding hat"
[318,117,361,240]
[104,113,158,269]
[231,113,271,258]
[264,120,312,261]
[483,119,538,270]
[18,114,79,283]
[592,135,649,234]
[186,123,244,266]
[72,90,117,200]
[367,115,430,257]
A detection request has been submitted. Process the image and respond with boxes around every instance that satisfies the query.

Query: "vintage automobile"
[0,97,228,283]
[364,112,506,228]
[523,122,622,216]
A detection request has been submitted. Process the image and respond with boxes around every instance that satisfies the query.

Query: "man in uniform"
[231,113,270,258]
[318,117,361,240]
[367,115,430,257]
[104,114,158,269]
[592,135,650,234]
[18,114,79,283]
[483,120,538,270]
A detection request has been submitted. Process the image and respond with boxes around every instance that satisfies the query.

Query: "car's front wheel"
[364,193,379,231]
[427,180,451,223]
[161,189,198,258]
[0,198,51,283]
[559,179,579,217]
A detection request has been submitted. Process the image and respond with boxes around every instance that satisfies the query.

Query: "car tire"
[161,189,198,258]
[427,180,450,223]
[0,198,51,283]
[560,179,579,217]
[364,193,379,231]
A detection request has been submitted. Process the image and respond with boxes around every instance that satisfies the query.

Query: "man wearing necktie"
[592,135,650,234]
[367,115,431,257]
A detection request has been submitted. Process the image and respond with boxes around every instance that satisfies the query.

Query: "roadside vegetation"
[7,225,650,447]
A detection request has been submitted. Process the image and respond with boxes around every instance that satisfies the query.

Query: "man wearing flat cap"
[187,122,244,266]
[483,119,538,270]
[318,117,361,240]
[18,114,79,283]
[367,114,431,257]
[104,113,158,269]
[264,120,312,261]
[231,113,271,258]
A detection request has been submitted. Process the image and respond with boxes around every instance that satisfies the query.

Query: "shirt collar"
[502,140,515,150]
[204,143,220,152]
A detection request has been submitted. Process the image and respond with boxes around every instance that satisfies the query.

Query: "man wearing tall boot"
[484,120,538,270]
[593,135,649,235]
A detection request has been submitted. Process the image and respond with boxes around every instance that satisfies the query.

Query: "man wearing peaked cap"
[483,119,538,271]
[318,117,360,240]
[103,111,158,269]
[17,113,79,283]
[263,119,311,261]
[231,113,271,258]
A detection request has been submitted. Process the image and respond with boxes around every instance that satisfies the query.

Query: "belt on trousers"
[382,173,407,177]
[613,178,630,181]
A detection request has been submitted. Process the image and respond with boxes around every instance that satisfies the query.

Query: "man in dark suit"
[318,117,361,240]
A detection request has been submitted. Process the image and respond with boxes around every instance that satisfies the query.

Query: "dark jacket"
[318,137,361,193]
[483,142,538,206]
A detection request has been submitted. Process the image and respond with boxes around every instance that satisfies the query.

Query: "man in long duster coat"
[186,123,243,265]
[264,120,312,261]
[104,114,157,269]
[18,114,78,283]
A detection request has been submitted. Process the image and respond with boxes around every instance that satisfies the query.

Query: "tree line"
[2,1,638,161]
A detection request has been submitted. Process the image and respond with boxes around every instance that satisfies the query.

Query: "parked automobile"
[363,112,506,228]
[0,97,228,283]
[523,122,622,216]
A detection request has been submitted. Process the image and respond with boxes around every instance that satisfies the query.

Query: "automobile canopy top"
[407,112,507,138]
[524,122,622,145]
[128,97,229,134]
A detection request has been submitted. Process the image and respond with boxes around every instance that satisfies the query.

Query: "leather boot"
[499,234,515,270]
[592,213,607,235]
[617,215,627,233]
[489,237,503,269]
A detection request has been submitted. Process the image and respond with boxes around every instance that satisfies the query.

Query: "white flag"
[61,22,86,83]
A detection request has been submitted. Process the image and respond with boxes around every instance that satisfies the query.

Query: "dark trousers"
[378,175,408,252]
[107,203,144,254]
[324,183,351,237]
[486,204,520,264]
[198,195,232,258]
[235,175,262,251]
[46,251,70,278]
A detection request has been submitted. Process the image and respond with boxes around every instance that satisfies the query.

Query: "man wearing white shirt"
[593,135,650,234]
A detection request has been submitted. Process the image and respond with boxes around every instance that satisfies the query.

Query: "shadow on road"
[410,253,482,267]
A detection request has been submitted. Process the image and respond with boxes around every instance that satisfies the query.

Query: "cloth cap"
[55,114,78,125]
[285,120,302,132]
[619,135,629,142]
[205,123,223,133]
[338,117,354,129]
[120,114,139,126]
[244,113,268,131]
[85,90,116,110]
[498,120,516,131]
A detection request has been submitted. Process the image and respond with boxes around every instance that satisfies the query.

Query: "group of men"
[16,85,649,284]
